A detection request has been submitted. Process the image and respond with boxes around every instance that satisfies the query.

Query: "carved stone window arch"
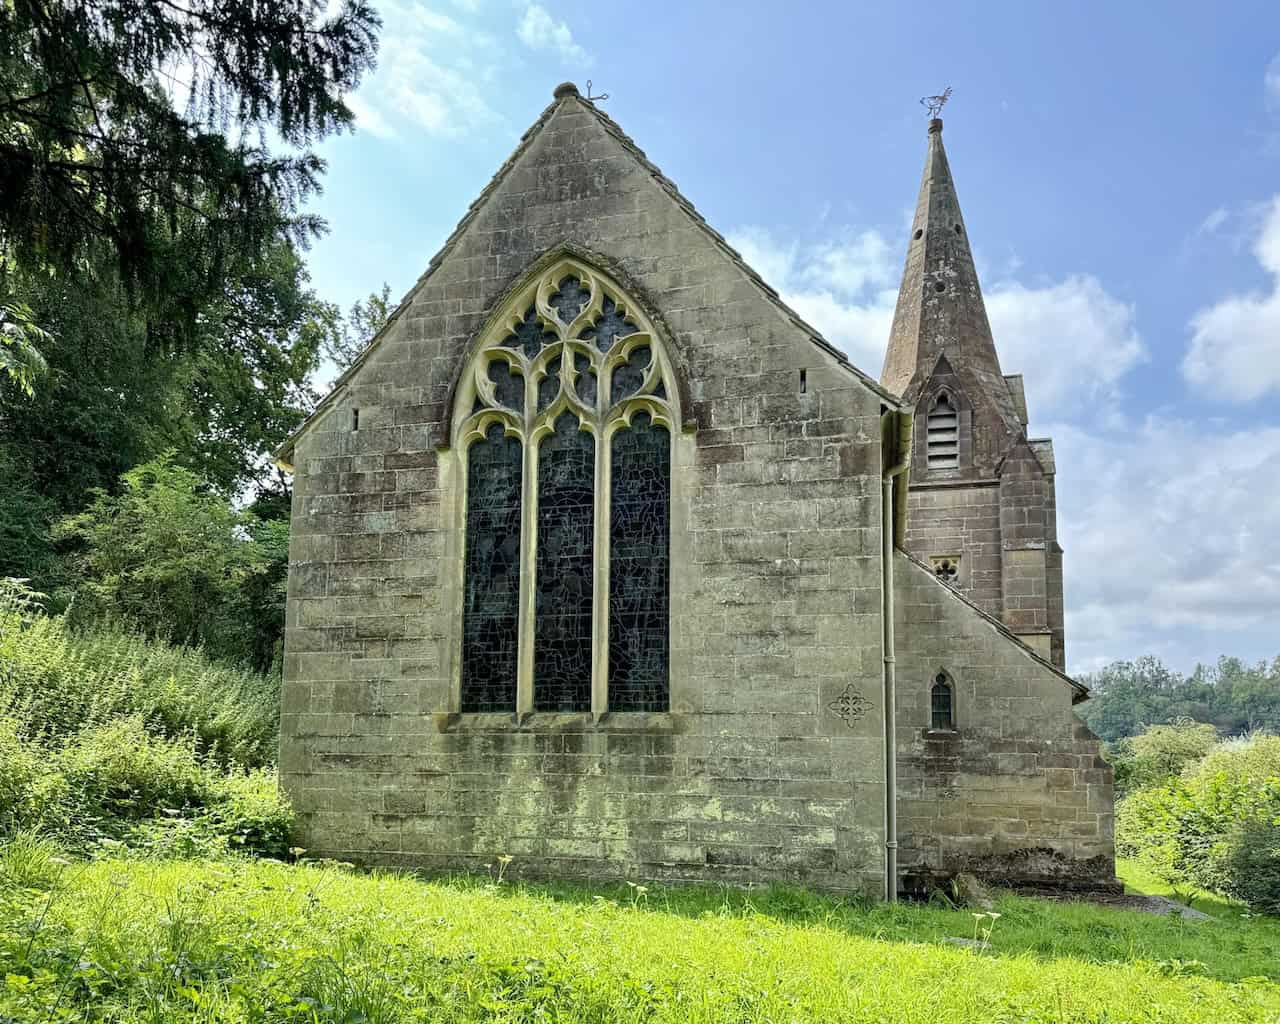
[926,390,960,470]
[930,671,955,731]
[450,257,680,717]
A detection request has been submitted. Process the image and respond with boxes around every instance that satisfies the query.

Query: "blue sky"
[301,0,1280,676]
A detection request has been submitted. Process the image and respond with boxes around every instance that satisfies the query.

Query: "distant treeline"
[1078,655,1280,742]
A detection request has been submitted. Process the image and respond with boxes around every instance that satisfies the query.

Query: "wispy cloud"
[1183,195,1280,401]
[344,1,502,139]
[1056,416,1280,672]
[516,4,591,66]
[985,275,1146,422]
[1266,51,1280,110]
[727,225,1144,425]
[728,226,899,375]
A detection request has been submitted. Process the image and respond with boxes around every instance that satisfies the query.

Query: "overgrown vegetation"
[0,585,288,858]
[0,853,1276,1023]
[1115,722,1280,915]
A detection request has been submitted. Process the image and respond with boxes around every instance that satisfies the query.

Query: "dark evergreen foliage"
[0,0,378,331]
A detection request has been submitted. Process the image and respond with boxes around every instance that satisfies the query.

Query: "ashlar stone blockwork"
[882,119,1066,669]
[276,87,1113,895]
[278,88,891,892]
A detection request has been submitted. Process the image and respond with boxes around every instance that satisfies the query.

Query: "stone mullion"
[591,421,609,719]
[515,367,538,719]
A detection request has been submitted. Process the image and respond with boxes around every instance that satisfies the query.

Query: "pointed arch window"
[931,672,955,730]
[453,258,679,715]
[926,392,960,469]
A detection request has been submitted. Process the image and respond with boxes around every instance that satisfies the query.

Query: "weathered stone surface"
[882,120,1067,670]
[277,91,1115,896]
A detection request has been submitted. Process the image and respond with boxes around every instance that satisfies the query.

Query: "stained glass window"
[538,355,561,412]
[489,360,524,412]
[503,307,556,359]
[548,276,589,324]
[461,424,522,712]
[533,413,595,712]
[612,345,650,403]
[455,260,678,717]
[609,413,670,711]
[580,296,638,352]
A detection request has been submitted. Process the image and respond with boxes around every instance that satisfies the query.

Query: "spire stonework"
[885,116,1067,669]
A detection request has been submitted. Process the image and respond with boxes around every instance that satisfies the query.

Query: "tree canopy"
[0,0,378,331]
[1079,655,1280,742]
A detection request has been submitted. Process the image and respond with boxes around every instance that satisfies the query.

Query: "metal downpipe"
[881,412,911,902]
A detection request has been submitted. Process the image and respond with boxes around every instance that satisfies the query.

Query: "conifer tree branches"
[0,0,379,332]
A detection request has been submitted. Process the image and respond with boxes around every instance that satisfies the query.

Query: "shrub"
[1108,719,1220,794]
[206,768,294,858]
[1116,732,1280,911]
[0,605,278,766]
[0,718,47,832]
[56,718,213,839]
[53,455,287,672]
[1215,819,1280,915]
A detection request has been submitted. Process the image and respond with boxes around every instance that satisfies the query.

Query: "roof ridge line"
[274,97,565,466]
[897,547,1087,701]
[582,102,901,406]
[277,89,903,466]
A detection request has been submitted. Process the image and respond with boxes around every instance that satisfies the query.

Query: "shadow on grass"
[395,866,1280,986]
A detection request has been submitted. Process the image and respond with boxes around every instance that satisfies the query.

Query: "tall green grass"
[0,853,1276,1023]
[0,604,278,766]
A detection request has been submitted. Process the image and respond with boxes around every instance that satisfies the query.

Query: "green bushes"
[1117,731,1280,914]
[1108,719,1220,794]
[0,601,278,767]
[0,717,293,857]
[0,591,292,858]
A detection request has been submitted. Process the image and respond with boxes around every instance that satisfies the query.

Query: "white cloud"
[516,4,590,65]
[728,226,1144,423]
[985,275,1146,421]
[345,1,501,139]
[1197,206,1229,236]
[1055,417,1280,673]
[729,226,900,374]
[1183,196,1280,401]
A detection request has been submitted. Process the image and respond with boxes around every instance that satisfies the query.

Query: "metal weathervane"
[920,86,953,119]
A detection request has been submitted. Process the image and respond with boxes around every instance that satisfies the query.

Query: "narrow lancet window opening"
[460,424,522,712]
[931,672,955,730]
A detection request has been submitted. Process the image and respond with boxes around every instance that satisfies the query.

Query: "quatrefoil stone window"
[931,556,960,584]
[452,258,680,718]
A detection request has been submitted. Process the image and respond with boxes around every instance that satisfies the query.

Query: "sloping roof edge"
[897,548,1088,704]
[275,88,900,469]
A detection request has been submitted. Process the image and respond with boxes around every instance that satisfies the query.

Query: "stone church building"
[275,84,1115,897]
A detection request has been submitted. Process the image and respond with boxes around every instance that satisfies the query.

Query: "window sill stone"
[434,711,678,733]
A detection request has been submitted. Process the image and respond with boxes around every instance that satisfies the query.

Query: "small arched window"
[453,258,679,716]
[931,672,955,730]
[926,392,959,470]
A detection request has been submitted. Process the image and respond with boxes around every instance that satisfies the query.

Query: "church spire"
[880,117,1021,431]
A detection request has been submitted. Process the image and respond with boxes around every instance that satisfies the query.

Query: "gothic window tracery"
[453,259,678,715]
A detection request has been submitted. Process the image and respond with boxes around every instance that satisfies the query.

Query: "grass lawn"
[1,852,1277,1023]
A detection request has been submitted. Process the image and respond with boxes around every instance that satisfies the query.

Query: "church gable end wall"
[280,93,890,892]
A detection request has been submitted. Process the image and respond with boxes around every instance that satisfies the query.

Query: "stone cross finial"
[920,87,952,119]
